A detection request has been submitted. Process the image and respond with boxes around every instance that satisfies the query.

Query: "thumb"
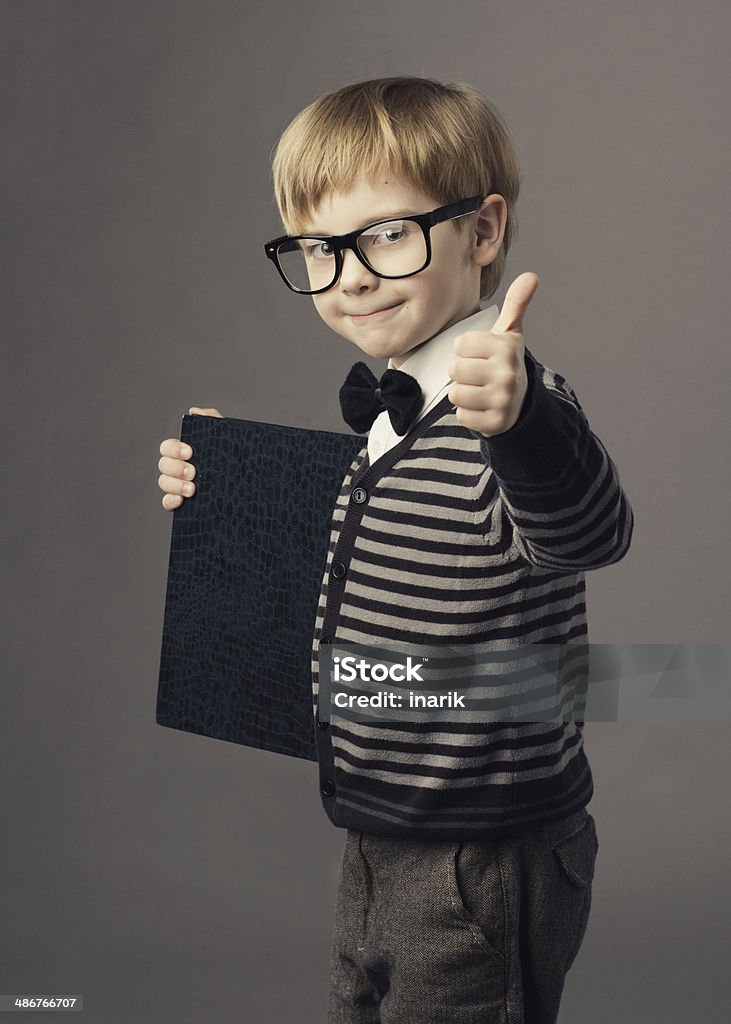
[490,272,540,335]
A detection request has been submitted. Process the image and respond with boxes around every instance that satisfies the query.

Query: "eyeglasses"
[263,193,485,295]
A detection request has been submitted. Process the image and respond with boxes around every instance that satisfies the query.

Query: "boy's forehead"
[303,173,440,233]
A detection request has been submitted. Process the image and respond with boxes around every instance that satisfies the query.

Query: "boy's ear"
[471,194,507,267]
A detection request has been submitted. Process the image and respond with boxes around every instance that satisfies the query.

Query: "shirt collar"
[385,299,500,423]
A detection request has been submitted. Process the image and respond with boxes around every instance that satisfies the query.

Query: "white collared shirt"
[367,300,500,465]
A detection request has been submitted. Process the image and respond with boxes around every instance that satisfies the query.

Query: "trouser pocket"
[547,809,599,971]
[447,838,507,966]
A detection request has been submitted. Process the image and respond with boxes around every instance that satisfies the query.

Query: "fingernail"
[180,446,191,458]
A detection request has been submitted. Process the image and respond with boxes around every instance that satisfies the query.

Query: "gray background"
[2,0,729,1021]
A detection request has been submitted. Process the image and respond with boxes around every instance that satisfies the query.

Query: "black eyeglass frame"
[263,193,486,295]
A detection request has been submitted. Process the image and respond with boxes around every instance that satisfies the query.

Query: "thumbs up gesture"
[447,272,539,437]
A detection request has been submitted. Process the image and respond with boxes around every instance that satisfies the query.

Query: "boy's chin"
[347,335,418,363]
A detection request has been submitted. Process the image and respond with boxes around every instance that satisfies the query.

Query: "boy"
[157,76,633,1023]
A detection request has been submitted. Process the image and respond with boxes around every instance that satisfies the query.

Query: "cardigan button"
[321,779,336,798]
[331,562,347,579]
[351,486,368,504]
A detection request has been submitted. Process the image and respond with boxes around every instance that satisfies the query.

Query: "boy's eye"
[303,239,335,259]
[362,220,410,246]
[298,219,412,262]
[378,228,405,244]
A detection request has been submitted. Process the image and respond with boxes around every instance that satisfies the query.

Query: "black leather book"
[156,414,366,761]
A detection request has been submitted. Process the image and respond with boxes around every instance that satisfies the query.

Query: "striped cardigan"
[312,347,634,839]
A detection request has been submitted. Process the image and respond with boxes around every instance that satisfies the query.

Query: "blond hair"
[270,76,522,300]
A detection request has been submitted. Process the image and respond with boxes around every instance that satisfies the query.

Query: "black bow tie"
[339,361,424,435]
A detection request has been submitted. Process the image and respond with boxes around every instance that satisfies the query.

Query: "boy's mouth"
[348,302,403,322]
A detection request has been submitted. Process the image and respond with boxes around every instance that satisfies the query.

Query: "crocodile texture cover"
[156,414,366,761]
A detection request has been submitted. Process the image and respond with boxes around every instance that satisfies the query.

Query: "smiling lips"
[349,302,403,320]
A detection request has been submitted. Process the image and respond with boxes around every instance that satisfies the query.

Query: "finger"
[157,455,196,480]
[159,438,193,460]
[490,272,539,336]
[448,382,512,411]
[448,357,486,385]
[157,473,196,498]
[453,331,501,361]
[162,493,183,511]
[448,355,506,385]
[454,406,507,434]
[189,407,223,417]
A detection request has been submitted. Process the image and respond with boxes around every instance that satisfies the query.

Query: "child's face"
[301,172,504,368]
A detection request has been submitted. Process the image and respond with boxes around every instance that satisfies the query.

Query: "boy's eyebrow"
[304,208,420,235]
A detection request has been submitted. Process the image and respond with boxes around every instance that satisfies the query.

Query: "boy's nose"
[338,246,376,291]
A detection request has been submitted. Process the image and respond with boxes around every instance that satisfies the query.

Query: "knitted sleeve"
[471,349,635,572]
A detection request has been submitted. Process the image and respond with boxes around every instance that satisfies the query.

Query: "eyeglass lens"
[276,218,428,292]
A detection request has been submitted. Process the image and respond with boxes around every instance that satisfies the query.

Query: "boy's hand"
[447,272,539,437]
[157,406,223,510]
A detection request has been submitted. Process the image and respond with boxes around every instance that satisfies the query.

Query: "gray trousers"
[327,807,598,1024]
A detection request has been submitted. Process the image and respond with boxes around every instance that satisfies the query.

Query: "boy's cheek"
[312,298,343,331]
